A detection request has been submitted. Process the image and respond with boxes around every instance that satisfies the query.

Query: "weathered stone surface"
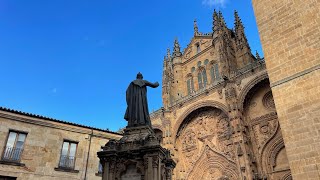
[252,0,320,179]
[0,110,121,180]
[98,126,175,180]
[151,10,292,180]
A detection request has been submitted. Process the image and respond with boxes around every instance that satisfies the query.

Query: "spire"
[167,48,171,59]
[234,10,244,32]
[172,38,182,58]
[234,11,250,51]
[219,11,227,29]
[194,19,199,36]
[213,9,220,32]
[256,51,261,61]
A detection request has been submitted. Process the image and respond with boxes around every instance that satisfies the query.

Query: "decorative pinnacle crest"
[256,51,261,61]
[219,11,227,28]
[234,10,244,30]
[213,9,219,31]
[194,19,199,36]
[172,38,182,58]
[167,48,171,59]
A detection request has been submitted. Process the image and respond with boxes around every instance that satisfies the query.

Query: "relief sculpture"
[176,108,238,179]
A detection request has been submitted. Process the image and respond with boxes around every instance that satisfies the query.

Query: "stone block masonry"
[252,0,320,179]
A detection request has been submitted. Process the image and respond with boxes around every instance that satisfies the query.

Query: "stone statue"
[124,72,159,127]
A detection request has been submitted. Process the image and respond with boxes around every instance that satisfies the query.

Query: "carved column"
[225,81,255,180]
[152,156,158,180]
[144,157,149,180]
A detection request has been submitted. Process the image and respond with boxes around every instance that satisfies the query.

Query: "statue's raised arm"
[124,72,159,128]
[145,81,159,88]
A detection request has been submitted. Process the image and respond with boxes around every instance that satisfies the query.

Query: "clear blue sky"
[0,0,263,131]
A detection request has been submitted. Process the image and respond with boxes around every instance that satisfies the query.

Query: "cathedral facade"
[150,11,292,180]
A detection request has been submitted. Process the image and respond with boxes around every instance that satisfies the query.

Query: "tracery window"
[198,68,208,90]
[187,77,195,95]
[210,63,220,83]
[197,61,201,67]
[204,59,209,65]
[196,43,201,53]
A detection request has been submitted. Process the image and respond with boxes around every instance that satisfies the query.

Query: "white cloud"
[202,0,228,8]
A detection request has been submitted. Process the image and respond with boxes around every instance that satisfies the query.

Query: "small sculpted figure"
[124,72,159,127]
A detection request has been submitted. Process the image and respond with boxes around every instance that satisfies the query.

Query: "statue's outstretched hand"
[154,82,159,87]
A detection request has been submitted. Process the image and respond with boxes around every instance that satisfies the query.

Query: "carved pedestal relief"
[121,164,142,180]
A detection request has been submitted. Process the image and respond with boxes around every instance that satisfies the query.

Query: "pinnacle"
[194,19,199,35]
[234,10,244,29]
[256,51,261,61]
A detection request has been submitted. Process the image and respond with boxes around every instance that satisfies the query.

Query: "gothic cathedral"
[150,11,292,180]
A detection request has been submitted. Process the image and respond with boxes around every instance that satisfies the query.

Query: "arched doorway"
[174,106,238,180]
[242,79,291,179]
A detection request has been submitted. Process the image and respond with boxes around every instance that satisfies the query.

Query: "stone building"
[150,11,292,180]
[252,1,320,179]
[0,107,121,180]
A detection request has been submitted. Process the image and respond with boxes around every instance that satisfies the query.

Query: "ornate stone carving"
[182,130,197,151]
[185,48,192,59]
[218,88,223,99]
[262,91,275,110]
[175,107,238,179]
[225,86,237,100]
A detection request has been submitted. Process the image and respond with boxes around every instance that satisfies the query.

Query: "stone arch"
[261,130,288,173]
[187,146,239,180]
[281,172,292,180]
[172,100,229,141]
[238,72,269,111]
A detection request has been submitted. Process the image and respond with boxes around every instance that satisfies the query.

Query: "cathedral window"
[210,63,220,83]
[204,59,209,65]
[191,67,195,73]
[197,61,201,67]
[196,43,201,53]
[187,78,195,95]
[198,69,207,90]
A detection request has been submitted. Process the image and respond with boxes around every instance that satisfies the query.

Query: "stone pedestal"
[98,126,176,180]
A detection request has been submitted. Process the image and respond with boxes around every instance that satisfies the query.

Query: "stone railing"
[237,59,266,76]
[169,78,225,108]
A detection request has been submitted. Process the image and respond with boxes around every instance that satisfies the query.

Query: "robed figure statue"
[124,72,159,127]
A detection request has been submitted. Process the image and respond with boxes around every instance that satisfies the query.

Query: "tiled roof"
[0,106,122,135]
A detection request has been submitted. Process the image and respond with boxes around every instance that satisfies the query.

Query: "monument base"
[98,125,175,180]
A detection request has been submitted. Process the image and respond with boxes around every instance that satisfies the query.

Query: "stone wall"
[251,0,320,179]
[152,61,292,179]
[0,109,121,180]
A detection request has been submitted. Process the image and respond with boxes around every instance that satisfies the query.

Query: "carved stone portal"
[175,107,238,179]
[98,126,176,180]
